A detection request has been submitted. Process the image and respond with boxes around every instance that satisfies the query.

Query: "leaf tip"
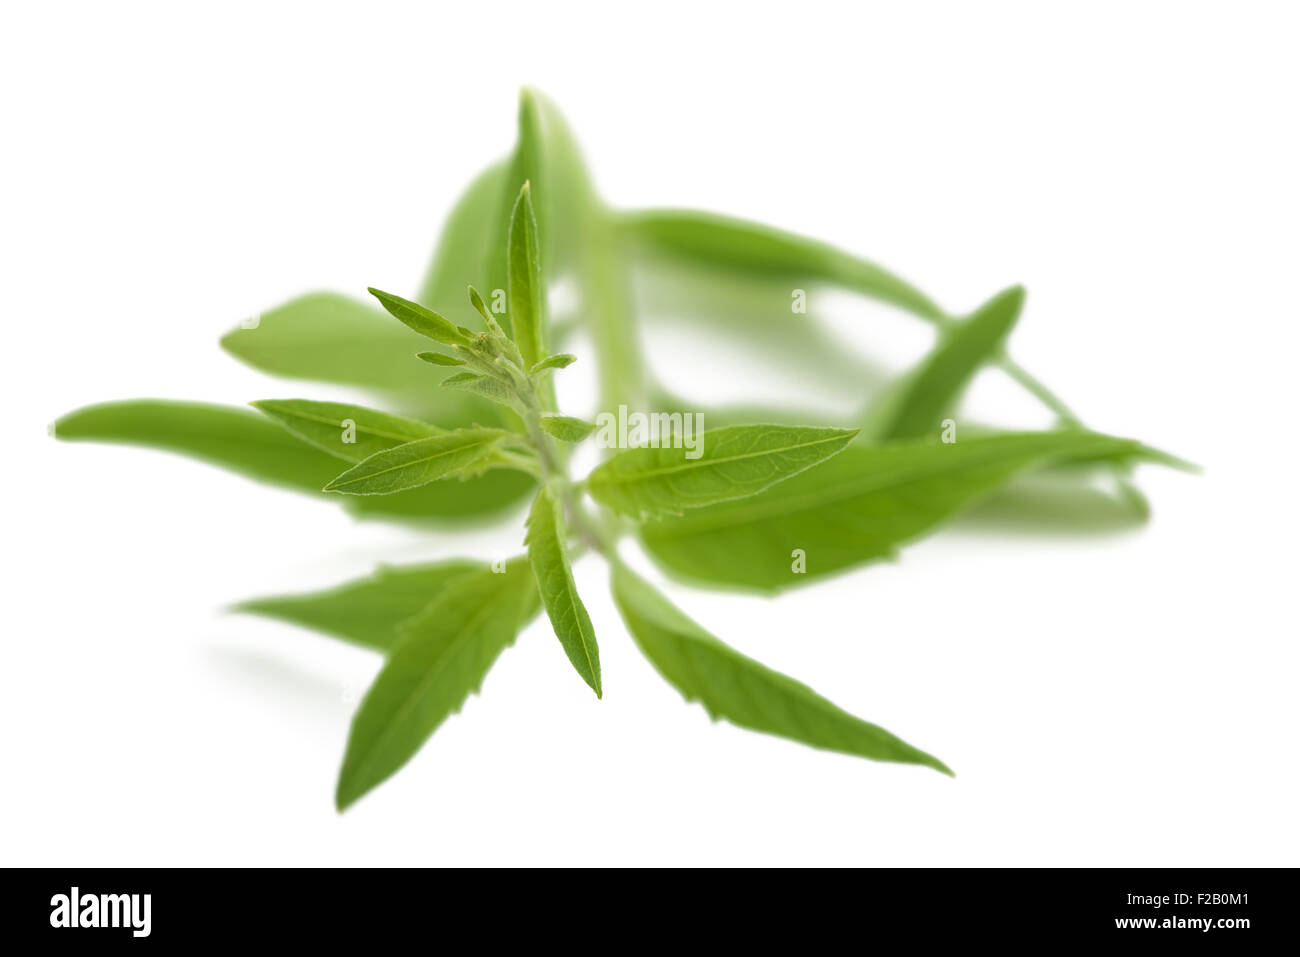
[1165,453,1204,475]
[978,283,1026,321]
[334,778,357,813]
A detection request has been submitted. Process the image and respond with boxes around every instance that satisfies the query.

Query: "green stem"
[998,355,1082,425]
[587,210,645,413]
[513,370,617,557]
[999,351,1148,516]
[489,449,543,479]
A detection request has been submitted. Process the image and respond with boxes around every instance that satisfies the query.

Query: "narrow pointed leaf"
[335,560,537,810]
[611,564,951,774]
[541,415,595,443]
[876,285,1026,440]
[488,90,639,408]
[492,89,598,319]
[467,285,507,338]
[507,182,547,374]
[54,399,534,521]
[440,371,518,409]
[617,208,947,323]
[368,288,471,347]
[324,428,509,496]
[640,430,1184,591]
[587,424,858,518]
[55,399,357,493]
[232,560,482,651]
[341,469,533,522]
[525,487,602,696]
[416,351,466,367]
[530,353,576,375]
[251,399,439,463]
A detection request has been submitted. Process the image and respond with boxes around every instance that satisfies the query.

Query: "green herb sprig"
[54,89,1190,809]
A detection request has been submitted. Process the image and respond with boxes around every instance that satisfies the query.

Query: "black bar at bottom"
[1,867,1292,946]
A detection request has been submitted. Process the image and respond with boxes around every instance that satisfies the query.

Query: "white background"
[3,1,1297,866]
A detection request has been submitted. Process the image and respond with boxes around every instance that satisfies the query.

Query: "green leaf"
[525,487,602,697]
[335,559,537,810]
[586,424,859,518]
[416,351,466,367]
[466,285,508,339]
[495,89,598,311]
[507,182,547,375]
[614,207,966,410]
[54,399,534,522]
[324,428,509,496]
[368,288,472,347]
[617,208,1144,504]
[530,353,576,375]
[417,160,508,328]
[492,91,641,409]
[440,371,518,409]
[617,208,947,323]
[250,399,439,463]
[54,399,356,493]
[613,207,990,412]
[221,292,434,392]
[611,563,951,775]
[956,465,1155,535]
[644,389,1165,535]
[541,415,595,443]
[232,560,483,651]
[344,469,533,522]
[874,285,1025,441]
[581,213,643,410]
[640,430,1183,592]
